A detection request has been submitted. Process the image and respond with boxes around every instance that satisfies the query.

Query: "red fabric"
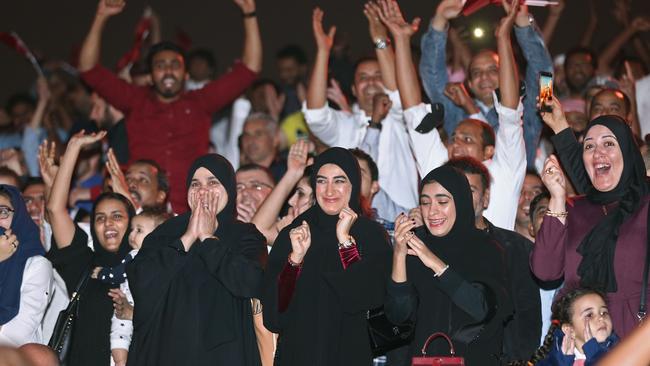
[338,245,361,269]
[89,185,102,202]
[573,360,585,366]
[0,32,30,57]
[81,62,257,212]
[278,262,301,313]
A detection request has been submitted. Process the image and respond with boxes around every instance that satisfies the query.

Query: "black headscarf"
[0,185,45,325]
[90,192,136,267]
[577,115,649,292]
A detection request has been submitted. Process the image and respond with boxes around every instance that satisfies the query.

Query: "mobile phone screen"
[539,72,553,101]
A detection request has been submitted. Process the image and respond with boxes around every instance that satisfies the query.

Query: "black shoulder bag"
[48,268,91,364]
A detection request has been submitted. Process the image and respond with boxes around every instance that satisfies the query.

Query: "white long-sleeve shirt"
[404,96,526,230]
[211,98,252,169]
[302,89,419,213]
[0,256,54,347]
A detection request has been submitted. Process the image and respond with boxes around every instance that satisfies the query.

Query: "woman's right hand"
[541,155,567,200]
[286,140,309,177]
[0,229,19,262]
[394,213,417,258]
[289,221,311,264]
[38,140,58,188]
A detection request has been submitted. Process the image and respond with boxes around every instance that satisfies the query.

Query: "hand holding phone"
[539,71,553,112]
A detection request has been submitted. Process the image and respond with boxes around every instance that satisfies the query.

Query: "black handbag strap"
[639,206,650,321]
[69,267,92,303]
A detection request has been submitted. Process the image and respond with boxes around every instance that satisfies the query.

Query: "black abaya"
[126,154,266,366]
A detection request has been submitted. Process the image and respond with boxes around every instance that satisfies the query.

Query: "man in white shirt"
[382,0,526,231]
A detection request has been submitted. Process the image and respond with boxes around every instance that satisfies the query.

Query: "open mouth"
[594,163,611,175]
[429,218,446,228]
[162,77,176,89]
[104,230,119,240]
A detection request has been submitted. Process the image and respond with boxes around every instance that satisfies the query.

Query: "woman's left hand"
[336,207,358,243]
[406,235,446,273]
[0,229,19,262]
[197,190,220,241]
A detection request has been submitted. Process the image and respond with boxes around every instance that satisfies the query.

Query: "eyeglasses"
[0,206,15,219]
[236,181,274,192]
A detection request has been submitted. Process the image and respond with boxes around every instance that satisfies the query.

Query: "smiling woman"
[532,115,650,338]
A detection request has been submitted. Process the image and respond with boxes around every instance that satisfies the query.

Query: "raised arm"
[364,2,396,91]
[377,0,421,109]
[46,131,107,249]
[306,8,336,109]
[579,1,597,47]
[597,17,650,76]
[541,0,564,45]
[79,0,126,72]
[497,0,520,109]
[234,0,262,73]
[251,140,308,244]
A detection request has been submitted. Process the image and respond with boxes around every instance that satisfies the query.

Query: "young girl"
[95,207,170,366]
[530,288,619,366]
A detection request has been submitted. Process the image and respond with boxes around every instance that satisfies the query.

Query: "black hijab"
[309,147,362,215]
[577,115,649,292]
[0,185,45,325]
[89,192,135,268]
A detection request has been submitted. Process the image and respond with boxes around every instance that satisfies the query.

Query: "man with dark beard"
[78,0,262,213]
[125,159,169,211]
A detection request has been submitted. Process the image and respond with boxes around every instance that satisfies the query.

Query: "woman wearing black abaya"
[44,132,136,366]
[262,147,392,366]
[126,154,266,366]
[386,165,510,366]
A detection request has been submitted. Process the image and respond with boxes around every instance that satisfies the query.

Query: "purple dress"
[531,195,650,337]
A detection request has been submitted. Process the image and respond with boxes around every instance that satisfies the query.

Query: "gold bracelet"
[545,209,568,218]
[287,254,303,268]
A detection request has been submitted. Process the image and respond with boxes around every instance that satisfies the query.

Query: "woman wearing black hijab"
[126,154,266,366]
[45,132,136,366]
[533,114,650,337]
[386,165,510,366]
[262,147,392,366]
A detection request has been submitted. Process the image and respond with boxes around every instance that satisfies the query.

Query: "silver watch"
[338,237,355,249]
[374,38,389,50]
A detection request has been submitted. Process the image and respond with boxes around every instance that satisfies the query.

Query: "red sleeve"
[89,185,103,202]
[338,245,361,269]
[277,262,301,313]
[80,64,140,114]
[193,61,258,115]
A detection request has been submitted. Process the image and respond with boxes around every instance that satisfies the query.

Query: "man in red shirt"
[78,0,262,212]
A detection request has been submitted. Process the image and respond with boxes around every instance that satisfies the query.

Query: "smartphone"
[539,71,553,112]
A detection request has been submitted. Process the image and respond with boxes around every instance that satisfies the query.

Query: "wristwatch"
[338,236,356,249]
[367,120,382,130]
[374,38,389,50]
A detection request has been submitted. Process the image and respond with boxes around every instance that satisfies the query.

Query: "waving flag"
[0,31,44,77]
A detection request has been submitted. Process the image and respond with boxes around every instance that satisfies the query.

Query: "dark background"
[1,0,649,105]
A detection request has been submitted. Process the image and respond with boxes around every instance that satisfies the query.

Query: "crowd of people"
[1,0,650,365]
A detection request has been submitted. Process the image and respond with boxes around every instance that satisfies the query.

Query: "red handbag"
[411,332,465,366]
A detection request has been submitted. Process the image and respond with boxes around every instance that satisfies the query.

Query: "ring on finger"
[11,242,17,249]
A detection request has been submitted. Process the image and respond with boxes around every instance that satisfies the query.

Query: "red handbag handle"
[420,332,456,356]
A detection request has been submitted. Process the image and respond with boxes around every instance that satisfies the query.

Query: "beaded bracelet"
[287,254,303,268]
[545,209,568,218]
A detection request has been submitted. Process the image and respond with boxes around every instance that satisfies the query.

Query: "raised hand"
[583,316,594,344]
[233,0,256,13]
[363,1,388,41]
[97,0,126,18]
[561,328,575,355]
[539,95,570,134]
[394,213,417,257]
[312,8,337,52]
[289,221,311,263]
[371,93,392,124]
[432,0,464,31]
[336,207,358,243]
[105,148,137,208]
[197,189,220,241]
[237,200,257,223]
[264,84,286,120]
[36,77,51,103]
[444,83,477,113]
[541,155,566,200]
[497,0,520,38]
[326,79,352,113]
[376,0,420,39]
[407,207,423,227]
[631,16,650,32]
[286,139,309,176]
[68,130,107,149]
[405,234,445,271]
[38,140,58,188]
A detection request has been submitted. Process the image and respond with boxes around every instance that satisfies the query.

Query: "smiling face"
[517,174,544,227]
[351,60,384,114]
[564,294,613,347]
[315,164,353,215]
[151,50,187,100]
[449,121,493,161]
[188,167,229,214]
[420,182,457,237]
[22,183,46,226]
[589,90,628,121]
[467,51,499,105]
[93,199,129,253]
[236,168,275,209]
[583,125,624,192]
